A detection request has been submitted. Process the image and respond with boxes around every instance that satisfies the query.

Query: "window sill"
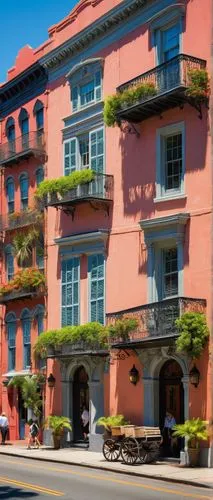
[154,194,187,204]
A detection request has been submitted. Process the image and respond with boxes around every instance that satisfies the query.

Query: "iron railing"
[0,131,45,165]
[0,209,43,232]
[107,297,206,346]
[46,173,114,207]
[117,54,206,110]
[47,341,109,358]
[0,286,45,305]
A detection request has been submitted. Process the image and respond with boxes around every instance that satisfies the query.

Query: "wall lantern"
[189,365,200,388]
[129,365,139,385]
[47,373,56,388]
[2,379,9,387]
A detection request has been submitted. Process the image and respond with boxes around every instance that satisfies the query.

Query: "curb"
[1,450,213,490]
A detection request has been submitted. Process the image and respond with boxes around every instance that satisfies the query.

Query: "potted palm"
[173,418,208,466]
[44,415,72,449]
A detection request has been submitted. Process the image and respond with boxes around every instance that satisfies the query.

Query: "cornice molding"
[40,0,147,70]
[66,57,104,79]
[48,0,103,35]
[139,213,190,231]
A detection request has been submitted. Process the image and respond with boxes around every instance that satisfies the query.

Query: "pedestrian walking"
[0,412,9,445]
[27,419,40,449]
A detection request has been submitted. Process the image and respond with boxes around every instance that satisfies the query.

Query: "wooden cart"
[102,426,161,465]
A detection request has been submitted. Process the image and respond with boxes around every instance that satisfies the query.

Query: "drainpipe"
[209,0,213,469]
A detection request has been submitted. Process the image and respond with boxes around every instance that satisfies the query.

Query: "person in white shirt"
[0,412,9,445]
[162,411,177,456]
[81,406,89,441]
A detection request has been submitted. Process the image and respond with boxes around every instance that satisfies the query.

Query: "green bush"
[108,318,138,341]
[96,415,129,431]
[173,418,208,449]
[186,69,209,100]
[175,312,209,359]
[35,169,95,200]
[104,82,157,127]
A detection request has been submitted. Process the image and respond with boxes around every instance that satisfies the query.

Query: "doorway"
[159,359,184,457]
[73,366,89,442]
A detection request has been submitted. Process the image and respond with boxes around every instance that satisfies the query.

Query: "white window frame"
[71,69,102,114]
[63,126,105,176]
[155,19,182,66]
[155,121,185,203]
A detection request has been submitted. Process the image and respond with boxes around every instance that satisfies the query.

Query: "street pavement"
[0,456,212,500]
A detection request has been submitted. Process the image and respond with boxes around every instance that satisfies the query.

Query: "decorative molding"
[55,230,109,257]
[139,212,190,231]
[66,57,104,79]
[63,102,104,139]
[48,0,103,36]
[40,0,147,70]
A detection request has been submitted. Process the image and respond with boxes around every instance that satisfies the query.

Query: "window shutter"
[6,252,14,281]
[64,138,77,176]
[22,317,31,369]
[89,128,104,174]
[95,70,102,102]
[88,254,105,325]
[72,86,78,112]
[8,321,16,371]
[61,258,80,326]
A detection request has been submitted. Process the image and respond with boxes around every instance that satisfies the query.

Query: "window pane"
[80,80,95,107]
[36,168,44,186]
[89,254,105,325]
[61,258,79,326]
[36,109,44,130]
[165,133,182,192]
[163,248,178,298]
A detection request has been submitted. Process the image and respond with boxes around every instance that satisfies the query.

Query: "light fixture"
[129,364,139,385]
[2,379,9,387]
[47,373,56,388]
[189,365,200,388]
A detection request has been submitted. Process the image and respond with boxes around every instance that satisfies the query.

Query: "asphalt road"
[0,456,212,500]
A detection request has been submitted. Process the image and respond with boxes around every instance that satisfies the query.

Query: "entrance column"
[143,377,157,426]
[89,380,104,452]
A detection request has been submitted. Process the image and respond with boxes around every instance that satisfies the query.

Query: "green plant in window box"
[0,268,46,296]
[107,318,138,342]
[186,69,210,101]
[175,312,209,359]
[35,170,95,200]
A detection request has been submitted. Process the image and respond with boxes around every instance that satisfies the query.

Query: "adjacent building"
[0,0,213,465]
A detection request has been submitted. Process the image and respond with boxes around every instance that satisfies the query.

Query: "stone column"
[147,242,155,303]
[143,377,159,426]
[88,380,104,452]
[180,375,189,465]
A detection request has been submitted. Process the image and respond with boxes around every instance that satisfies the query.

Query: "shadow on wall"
[113,355,143,425]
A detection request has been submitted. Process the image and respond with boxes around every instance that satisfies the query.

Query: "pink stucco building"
[0,0,213,466]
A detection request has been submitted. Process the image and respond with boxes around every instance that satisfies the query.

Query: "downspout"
[209,0,213,468]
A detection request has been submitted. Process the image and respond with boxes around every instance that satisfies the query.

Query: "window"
[21,309,31,370]
[161,23,180,62]
[33,100,44,131]
[88,254,105,325]
[6,313,16,372]
[5,246,14,281]
[20,173,29,210]
[71,69,102,112]
[35,305,44,335]
[6,117,15,152]
[6,177,15,214]
[64,127,104,176]
[36,167,44,186]
[36,233,44,269]
[156,122,185,201]
[61,258,80,326]
[162,247,178,298]
[19,108,29,149]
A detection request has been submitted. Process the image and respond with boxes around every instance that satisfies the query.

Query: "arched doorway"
[159,359,184,457]
[73,366,89,442]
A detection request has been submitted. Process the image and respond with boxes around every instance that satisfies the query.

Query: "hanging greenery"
[175,312,209,359]
[186,68,209,100]
[35,169,95,200]
[107,318,138,341]
[0,268,45,296]
[104,82,157,127]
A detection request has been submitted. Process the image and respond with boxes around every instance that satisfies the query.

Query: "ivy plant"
[35,169,95,200]
[186,69,209,100]
[104,82,157,127]
[175,312,209,359]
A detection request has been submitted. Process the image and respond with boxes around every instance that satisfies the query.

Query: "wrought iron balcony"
[107,297,206,347]
[0,286,46,305]
[0,209,44,232]
[116,54,206,123]
[46,173,114,216]
[47,341,108,358]
[0,131,46,167]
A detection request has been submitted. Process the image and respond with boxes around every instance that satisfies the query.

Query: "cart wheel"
[121,437,139,465]
[145,443,160,463]
[139,447,148,464]
[103,439,121,462]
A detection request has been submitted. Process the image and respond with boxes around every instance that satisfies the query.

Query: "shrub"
[186,69,210,100]
[0,268,45,296]
[175,312,209,359]
[108,318,138,341]
[35,169,95,200]
[104,82,157,127]
[96,415,128,431]
[173,418,208,449]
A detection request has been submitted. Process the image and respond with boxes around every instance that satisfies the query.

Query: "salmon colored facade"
[0,0,213,465]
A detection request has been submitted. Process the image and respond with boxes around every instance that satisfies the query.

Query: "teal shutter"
[72,86,78,112]
[64,138,77,176]
[88,254,105,325]
[95,70,102,102]
[89,128,104,174]
[61,258,80,326]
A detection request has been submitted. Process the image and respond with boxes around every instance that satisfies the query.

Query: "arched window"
[19,108,29,149]
[36,167,44,186]
[21,309,31,370]
[6,176,15,214]
[20,173,28,210]
[6,117,15,152]
[5,245,14,281]
[34,305,45,335]
[6,312,16,372]
[33,100,44,132]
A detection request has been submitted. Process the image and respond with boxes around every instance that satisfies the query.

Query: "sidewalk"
[0,443,213,490]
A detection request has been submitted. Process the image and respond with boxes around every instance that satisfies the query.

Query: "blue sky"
[1,0,78,83]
